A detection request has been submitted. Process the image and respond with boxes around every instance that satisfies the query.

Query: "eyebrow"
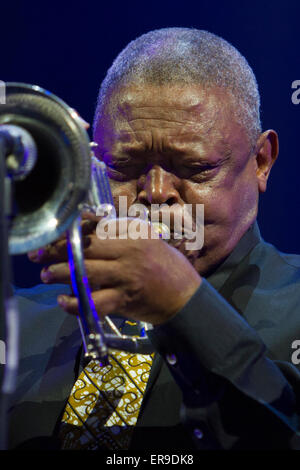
[99,124,233,162]
[103,148,232,171]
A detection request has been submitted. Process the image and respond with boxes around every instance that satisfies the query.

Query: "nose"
[137,165,180,206]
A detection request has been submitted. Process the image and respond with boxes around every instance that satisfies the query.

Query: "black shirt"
[9,222,300,449]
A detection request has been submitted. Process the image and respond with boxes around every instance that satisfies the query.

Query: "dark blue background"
[1,0,300,286]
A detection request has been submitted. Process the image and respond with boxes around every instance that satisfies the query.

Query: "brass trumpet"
[0,83,154,367]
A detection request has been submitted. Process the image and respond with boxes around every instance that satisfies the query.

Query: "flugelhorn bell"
[0,82,154,365]
[0,83,91,254]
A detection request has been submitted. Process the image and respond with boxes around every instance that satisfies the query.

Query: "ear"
[255,130,279,193]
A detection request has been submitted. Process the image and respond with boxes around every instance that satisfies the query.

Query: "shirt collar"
[206,221,262,292]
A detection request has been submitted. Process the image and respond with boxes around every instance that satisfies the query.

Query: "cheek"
[181,182,223,223]
[181,170,258,226]
[234,178,259,221]
[230,160,260,216]
[110,180,138,210]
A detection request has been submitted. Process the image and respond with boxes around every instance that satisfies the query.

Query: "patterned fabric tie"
[58,345,154,450]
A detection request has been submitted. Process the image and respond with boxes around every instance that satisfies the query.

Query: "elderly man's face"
[94,84,273,276]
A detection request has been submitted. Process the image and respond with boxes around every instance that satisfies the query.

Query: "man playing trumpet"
[10,27,300,450]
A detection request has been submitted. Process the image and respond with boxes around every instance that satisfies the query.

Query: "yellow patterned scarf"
[59,348,154,450]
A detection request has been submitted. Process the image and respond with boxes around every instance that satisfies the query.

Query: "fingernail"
[57,295,68,307]
[41,268,52,282]
[28,250,38,260]
[29,248,45,261]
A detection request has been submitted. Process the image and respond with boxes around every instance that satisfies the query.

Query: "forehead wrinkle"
[118,101,207,127]
[108,111,228,157]
[100,86,244,158]
[109,132,219,160]
[116,98,224,141]
[116,118,218,154]
[117,102,217,134]
[108,83,229,122]
[115,83,221,118]
[101,124,236,164]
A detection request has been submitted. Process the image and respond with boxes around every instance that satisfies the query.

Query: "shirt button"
[194,428,204,440]
[166,353,177,365]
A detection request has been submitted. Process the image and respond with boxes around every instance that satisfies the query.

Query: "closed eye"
[106,161,143,181]
[182,164,215,171]
[177,155,230,180]
[175,163,218,180]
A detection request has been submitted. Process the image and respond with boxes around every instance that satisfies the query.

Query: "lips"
[149,205,196,236]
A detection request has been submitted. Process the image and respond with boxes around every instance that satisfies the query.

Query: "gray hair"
[93,27,261,146]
